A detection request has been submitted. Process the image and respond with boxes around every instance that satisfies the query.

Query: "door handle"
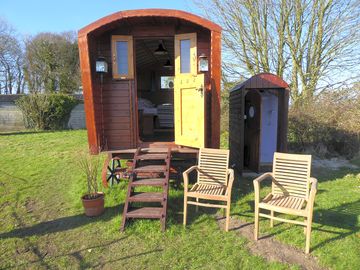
[196,85,204,97]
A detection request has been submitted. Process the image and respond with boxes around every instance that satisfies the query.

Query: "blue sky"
[0,0,197,35]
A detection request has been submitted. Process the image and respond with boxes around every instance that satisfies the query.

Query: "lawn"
[0,130,359,269]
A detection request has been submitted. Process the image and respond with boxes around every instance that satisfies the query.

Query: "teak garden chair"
[253,152,318,253]
[183,148,234,231]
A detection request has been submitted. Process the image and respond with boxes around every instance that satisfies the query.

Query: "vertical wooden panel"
[78,34,99,154]
[229,88,244,173]
[244,90,261,172]
[210,30,221,148]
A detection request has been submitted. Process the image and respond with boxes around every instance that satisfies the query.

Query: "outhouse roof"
[230,73,290,93]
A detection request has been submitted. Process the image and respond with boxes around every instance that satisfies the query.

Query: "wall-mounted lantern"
[198,53,209,72]
[95,57,108,73]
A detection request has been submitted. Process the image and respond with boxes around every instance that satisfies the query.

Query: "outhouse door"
[244,90,262,172]
[174,33,205,148]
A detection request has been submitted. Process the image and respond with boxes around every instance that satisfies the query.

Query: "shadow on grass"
[311,199,360,251]
[0,204,122,239]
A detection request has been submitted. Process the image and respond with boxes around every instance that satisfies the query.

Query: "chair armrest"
[225,169,235,196]
[253,172,274,185]
[253,172,274,203]
[183,165,199,192]
[310,177,318,192]
[307,177,318,210]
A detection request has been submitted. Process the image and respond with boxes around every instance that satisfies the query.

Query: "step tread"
[126,207,163,218]
[136,154,168,160]
[134,165,167,173]
[128,192,164,202]
[139,148,170,153]
[131,178,167,186]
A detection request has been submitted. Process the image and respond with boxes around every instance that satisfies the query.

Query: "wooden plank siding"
[229,89,244,171]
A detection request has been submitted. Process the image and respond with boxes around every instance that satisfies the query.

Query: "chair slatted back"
[197,148,229,186]
[272,152,312,199]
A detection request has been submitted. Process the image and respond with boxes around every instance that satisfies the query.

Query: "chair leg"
[270,210,274,228]
[305,215,313,254]
[225,202,231,232]
[254,206,259,240]
[196,198,199,212]
[183,195,188,226]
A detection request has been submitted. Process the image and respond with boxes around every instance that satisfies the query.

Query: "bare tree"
[0,18,25,94]
[196,0,360,104]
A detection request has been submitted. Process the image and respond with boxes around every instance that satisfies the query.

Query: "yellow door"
[174,33,205,148]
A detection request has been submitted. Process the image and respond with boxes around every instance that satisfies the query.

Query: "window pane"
[161,76,174,89]
[180,39,190,73]
[116,41,128,75]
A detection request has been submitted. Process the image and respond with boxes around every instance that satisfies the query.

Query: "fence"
[0,95,86,131]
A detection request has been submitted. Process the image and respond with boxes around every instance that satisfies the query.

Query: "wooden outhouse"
[229,73,290,173]
[78,9,222,154]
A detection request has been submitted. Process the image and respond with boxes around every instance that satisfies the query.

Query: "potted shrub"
[78,151,105,217]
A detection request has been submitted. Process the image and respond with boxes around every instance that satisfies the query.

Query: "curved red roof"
[79,9,222,37]
[230,73,290,92]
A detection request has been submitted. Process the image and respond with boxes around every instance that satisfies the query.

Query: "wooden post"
[225,199,231,232]
[183,195,188,226]
[254,204,259,240]
[270,210,274,227]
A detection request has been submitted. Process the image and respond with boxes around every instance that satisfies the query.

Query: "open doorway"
[243,89,279,172]
[135,38,175,143]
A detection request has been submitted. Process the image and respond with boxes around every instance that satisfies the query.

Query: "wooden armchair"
[183,148,235,231]
[253,152,318,253]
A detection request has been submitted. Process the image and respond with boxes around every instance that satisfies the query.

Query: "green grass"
[0,130,359,269]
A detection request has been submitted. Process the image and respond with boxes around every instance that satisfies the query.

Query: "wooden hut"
[78,9,222,154]
[229,73,290,173]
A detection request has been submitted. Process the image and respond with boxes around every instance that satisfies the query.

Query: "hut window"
[111,35,134,79]
[161,76,174,89]
[180,39,191,73]
[116,42,128,74]
[175,33,197,76]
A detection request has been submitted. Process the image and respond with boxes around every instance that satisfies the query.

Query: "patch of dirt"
[25,199,38,214]
[217,216,326,270]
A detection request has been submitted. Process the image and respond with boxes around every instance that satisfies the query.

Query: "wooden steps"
[128,192,164,202]
[136,154,168,160]
[126,207,163,219]
[131,178,166,186]
[121,148,171,231]
[133,165,167,173]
